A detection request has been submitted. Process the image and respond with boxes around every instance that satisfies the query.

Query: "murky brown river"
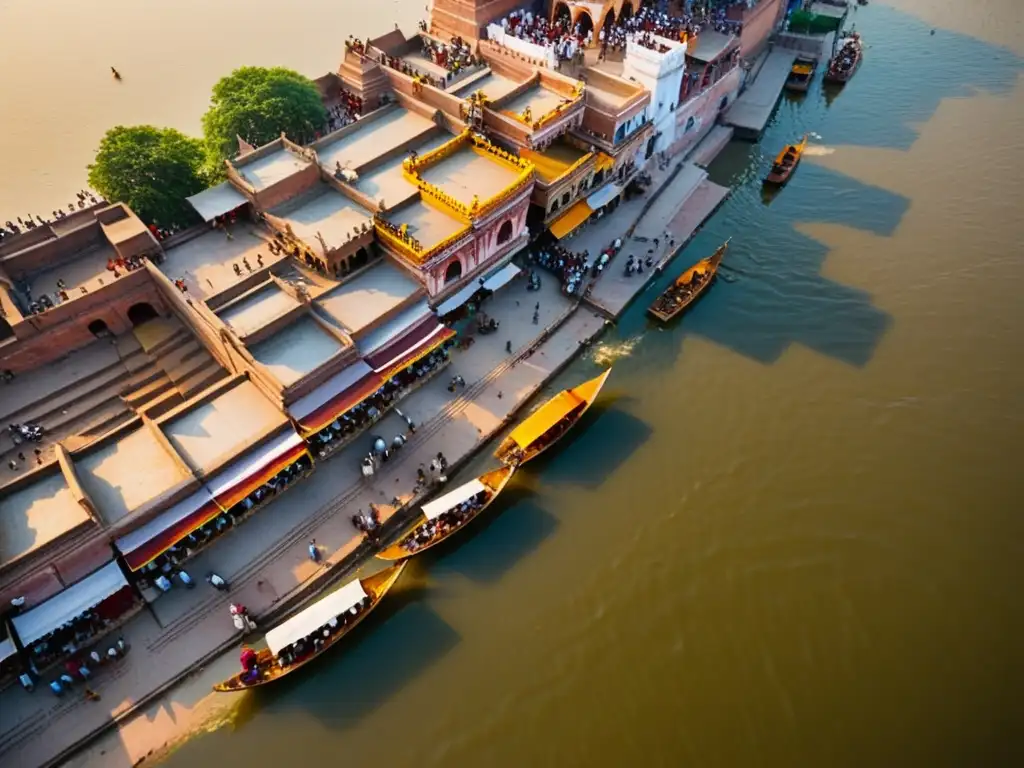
[4,0,1023,766]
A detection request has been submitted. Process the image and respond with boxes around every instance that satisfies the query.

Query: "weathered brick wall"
[670,66,742,157]
[252,161,321,212]
[740,0,785,58]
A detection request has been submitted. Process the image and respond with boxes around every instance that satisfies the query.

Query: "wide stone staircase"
[0,317,228,487]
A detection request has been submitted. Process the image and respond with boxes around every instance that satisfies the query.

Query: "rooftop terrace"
[418,146,522,208]
[235,148,312,191]
[272,188,373,252]
[386,198,467,251]
[501,82,568,120]
[314,260,422,336]
[523,140,590,184]
[160,380,287,473]
[0,471,92,568]
[23,244,117,303]
[454,72,521,101]
[317,108,435,173]
[161,224,280,299]
[687,30,738,63]
[248,315,348,386]
[74,427,188,525]
[355,132,451,210]
[217,281,301,337]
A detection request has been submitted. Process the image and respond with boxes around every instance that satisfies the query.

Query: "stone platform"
[723,49,798,139]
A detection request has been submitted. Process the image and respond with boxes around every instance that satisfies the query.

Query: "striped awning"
[206,429,309,510]
[357,300,433,358]
[549,200,593,240]
[116,489,220,571]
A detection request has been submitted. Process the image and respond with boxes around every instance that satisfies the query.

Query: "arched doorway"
[602,9,616,34]
[444,259,463,285]
[577,11,594,41]
[88,319,110,337]
[619,1,634,24]
[554,2,571,25]
[127,302,158,327]
[497,220,514,245]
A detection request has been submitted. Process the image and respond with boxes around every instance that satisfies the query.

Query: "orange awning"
[549,200,592,240]
[507,390,586,450]
[206,430,309,510]
[593,153,615,172]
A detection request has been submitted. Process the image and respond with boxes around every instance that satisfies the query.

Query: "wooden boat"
[647,240,729,322]
[376,466,515,560]
[785,57,817,93]
[764,134,808,186]
[494,369,612,466]
[824,33,863,84]
[212,563,406,692]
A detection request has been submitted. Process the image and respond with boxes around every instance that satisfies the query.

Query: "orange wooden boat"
[785,57,817,93]
[212,563,406,692]
[376,466,515,560]
[764,134,808,185]
[824,33,863,84]
[648,239,729,322]
[494,369,611,467]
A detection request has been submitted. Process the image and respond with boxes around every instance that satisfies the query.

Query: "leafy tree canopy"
[87,125,207,228]
[202,66,327,162]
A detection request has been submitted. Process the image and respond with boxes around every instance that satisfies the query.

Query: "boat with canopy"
[648,239,729,322]
[376,467,515,560]
[824,32,863,84]
[212,563,406,692]
[494,369,612,466]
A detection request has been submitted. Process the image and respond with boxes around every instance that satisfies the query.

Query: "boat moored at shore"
[648,240,729,322]
[212,563,407,692]
[764,135,808,186]
[494,369,612,467]
[785,57,817,93]
[376,467,515,560]
[825,33,863,84]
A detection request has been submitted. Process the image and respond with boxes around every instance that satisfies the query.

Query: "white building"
[620,34,688,155]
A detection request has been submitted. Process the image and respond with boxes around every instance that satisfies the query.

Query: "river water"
[6,1,1024,766]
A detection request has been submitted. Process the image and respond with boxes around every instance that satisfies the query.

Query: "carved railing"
[373,214,471,265]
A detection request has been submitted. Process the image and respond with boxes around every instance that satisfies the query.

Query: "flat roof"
[160,380,287,472]
[455,72,520,101]
[248,315,347,386]
[75,427,187,525]
[161,225,280,299]
[0,472,91,566]
[24,244,117,302]
[527,141,589,184]
[236,148,312,191]
[101,215,149,245]
[418,147,521,207]
[356,132,450,209]
[502,82,567,120]
[388,198,467,250]
[217,282,301,337]
[318,109,435,172]
[400,51,448,80]
[273,189,372,252]
[687,30,737,63]
[582,76,641,110]
[314,260,422,335]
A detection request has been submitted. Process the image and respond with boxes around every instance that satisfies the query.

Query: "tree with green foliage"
[87,125,207,228]
[202,66,327,162]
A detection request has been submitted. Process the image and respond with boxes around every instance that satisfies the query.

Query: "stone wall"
[1,220,101,280]
[669,66,742,158]
[740,0,785,58]
[252,159,321,212]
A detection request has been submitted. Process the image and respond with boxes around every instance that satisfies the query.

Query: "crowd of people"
[132,453,313,593]
[324,90,363,133]
[530,243,592,295]
[39,636,129,698]
[267,593,372,673]
[398,486,489,554]
[495,8,591,65]
[419,34,481,78]
[1,190,100,243]
[310,344,451,460]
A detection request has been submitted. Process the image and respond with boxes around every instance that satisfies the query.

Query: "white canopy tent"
[186,182,249,222]
[435,277,486,317]
[421,479,487,521]
[265,579,368,656]
[12,561,129,646]
[587,183,623,211]
[0,637,16,664]
[482,262,521,292]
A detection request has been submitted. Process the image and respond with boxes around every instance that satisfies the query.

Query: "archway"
[496,220,513,245]
[577,11,594,41]
[619,1,634,24]
[127,302,158,327]
[553,1,572,25]
[88,319,109,337]
[444,259,463,285]
[601,9,616,33]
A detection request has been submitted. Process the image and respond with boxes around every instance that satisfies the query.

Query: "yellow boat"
[764,134,808,186]
[494,368,612,466]
[648,239,729,322]
[376,466,515,560]
[212,563,406,692]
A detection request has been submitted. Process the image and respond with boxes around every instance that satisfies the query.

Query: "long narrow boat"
[212,563,406,692]
[494,368,612,467]
[764,134,808,186]
[647,239,729,322]
[824,33,863,84]
[785,57,817,93]
[376,466,515,560]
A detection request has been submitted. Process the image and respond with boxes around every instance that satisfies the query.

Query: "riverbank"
[0,123,736,768]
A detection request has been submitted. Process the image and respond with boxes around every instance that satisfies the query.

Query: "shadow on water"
[538,405,652,489]
[245,598,459,730]
[434,499,559,583]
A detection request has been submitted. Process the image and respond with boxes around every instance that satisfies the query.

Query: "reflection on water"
[35,0,1024,766]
